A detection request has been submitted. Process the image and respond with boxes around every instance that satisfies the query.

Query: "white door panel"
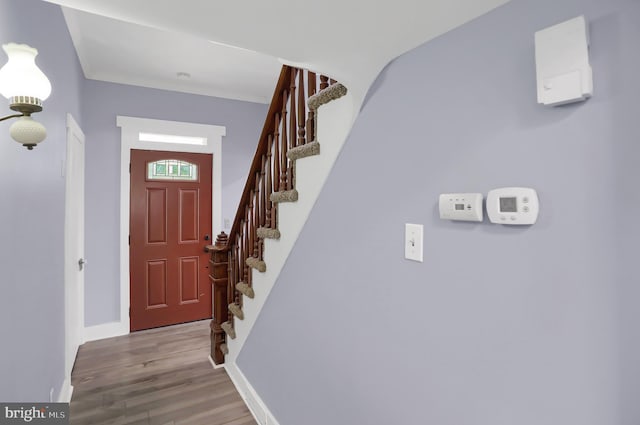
[64,113,85,394]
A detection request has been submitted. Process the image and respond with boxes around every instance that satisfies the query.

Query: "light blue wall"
[83,81,267,326]
[238,0,639,424]
[0,0,266,399]
[0,0,84,402]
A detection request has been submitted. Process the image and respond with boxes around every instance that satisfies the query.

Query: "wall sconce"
[0,43,51,150]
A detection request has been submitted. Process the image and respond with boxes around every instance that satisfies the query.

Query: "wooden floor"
[70,320,256,425]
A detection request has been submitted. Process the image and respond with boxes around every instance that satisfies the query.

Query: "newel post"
[208,232,230,365]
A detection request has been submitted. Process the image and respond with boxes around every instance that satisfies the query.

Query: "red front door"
[130,149,212,331]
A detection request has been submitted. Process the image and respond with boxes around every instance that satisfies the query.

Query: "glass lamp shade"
[0,43,51,101]
[10,116,46,149]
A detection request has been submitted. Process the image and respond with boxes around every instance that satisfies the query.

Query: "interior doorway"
[63,113,85,400]
[115,116,226,337]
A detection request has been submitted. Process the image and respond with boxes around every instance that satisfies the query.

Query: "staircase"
[206,65,350,366]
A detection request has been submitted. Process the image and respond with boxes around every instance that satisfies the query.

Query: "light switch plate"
[405,223,423,262]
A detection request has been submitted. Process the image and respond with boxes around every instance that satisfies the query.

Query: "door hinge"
[128,235,131,245]
[129,308,130,317]
[129,163,131,173]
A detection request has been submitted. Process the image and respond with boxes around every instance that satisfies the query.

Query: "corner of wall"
[224,361,281,425]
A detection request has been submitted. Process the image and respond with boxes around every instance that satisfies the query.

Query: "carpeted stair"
[221,82,348,344]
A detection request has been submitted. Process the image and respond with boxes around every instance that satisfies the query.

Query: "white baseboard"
[83,321,129,342]
[58,379,73,403]
[224,362,280,425]
[208,355,225,370]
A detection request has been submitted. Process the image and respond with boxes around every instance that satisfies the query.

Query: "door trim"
[116,116,226,336]
[63,113,85,401]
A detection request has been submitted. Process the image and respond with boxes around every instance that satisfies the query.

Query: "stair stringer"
[225,89,355,364]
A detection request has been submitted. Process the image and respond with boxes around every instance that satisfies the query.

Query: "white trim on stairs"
[225,89,355,364]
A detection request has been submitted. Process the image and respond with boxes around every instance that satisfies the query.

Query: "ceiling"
[46,0,510,105]
[61,9,282,103]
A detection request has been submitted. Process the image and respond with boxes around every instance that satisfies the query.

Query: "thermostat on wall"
[439,193,483,222]
[486,187,539,225]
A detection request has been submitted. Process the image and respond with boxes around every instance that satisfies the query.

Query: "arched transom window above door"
[147,159,198,181]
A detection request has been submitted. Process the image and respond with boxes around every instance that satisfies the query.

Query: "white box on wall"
[535,16,593,106]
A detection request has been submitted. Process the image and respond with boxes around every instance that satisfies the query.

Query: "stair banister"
[207,65,339,364]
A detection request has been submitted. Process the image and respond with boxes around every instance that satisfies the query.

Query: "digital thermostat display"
[487,188,539,225]
[439,193,483,222]
[499,197,517,213]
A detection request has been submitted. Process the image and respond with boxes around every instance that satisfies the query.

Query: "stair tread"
[228,302,244,320]
[246,256,267,273]
[287,141,320,160]
[308,83,348,111]
[236,282,255,299]
[257,227,281,240]
[271,189,298,203]
[221,321,236,339]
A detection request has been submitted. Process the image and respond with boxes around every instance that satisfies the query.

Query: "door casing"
[63,113,85,400]
[112,116,226,338]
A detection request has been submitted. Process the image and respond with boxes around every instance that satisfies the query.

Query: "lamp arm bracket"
[0,113,25,122]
